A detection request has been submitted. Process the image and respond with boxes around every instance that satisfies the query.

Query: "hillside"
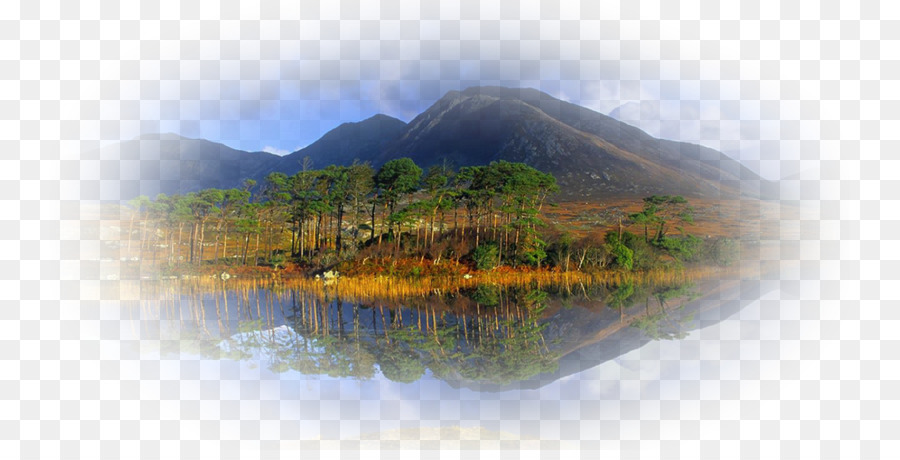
[273,114,407,176]
[94,133,282,199]
[378,87,766,199]
[100,87,775,201]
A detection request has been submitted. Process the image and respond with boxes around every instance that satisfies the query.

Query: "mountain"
[377,86,767,199]
[102,87,775,201]
[92,133,282,199]
[272,114,407,175]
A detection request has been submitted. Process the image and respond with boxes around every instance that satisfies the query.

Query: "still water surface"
[127,276,751,391]
[114,274,768,442]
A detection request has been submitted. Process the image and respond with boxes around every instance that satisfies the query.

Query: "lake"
[114,272,766,444]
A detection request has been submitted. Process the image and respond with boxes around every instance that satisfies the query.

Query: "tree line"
[126,158,564,268]
[125,157,737,272]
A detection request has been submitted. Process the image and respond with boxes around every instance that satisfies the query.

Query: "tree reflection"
[149,277,707,387]
[629,282,699,341]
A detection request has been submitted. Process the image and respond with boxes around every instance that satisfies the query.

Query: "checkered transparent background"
[2,0,897,458]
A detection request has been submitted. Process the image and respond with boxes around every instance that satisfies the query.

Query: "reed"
[126,265,732,308]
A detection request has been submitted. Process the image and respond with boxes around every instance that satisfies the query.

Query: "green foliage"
[546,231,577,271]
[607,281,636,308]
[518,289,549,315]
[471,243,500,271]
[138,155,736,276]
[423,164,451,194]
[604,232,634,271]
[631,311,687,340]
[653,282,698,305]
[657,234,703,262]
[470,284,500,306]
[631,195,695,243]
[609,243,633,270]
[378,349,426,383]
[627,236,661,270]
[516,231,548,268]
[375,158,423,203]
[269,253,286,269]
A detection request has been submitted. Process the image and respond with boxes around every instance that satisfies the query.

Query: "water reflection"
[133,275,745,391]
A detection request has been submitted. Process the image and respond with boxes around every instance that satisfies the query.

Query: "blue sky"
[115,1,804,181]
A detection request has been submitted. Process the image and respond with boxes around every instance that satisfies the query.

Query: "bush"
[707,237,739,266]
[470,284,500,306]
[658,235,703,263]
[608,242,634,270]
[626,236,661,270]
[604,231,635,271]
[517,236,547,268]
[471,243,500,271]
[546,231,575,270]
[269,253,286,269]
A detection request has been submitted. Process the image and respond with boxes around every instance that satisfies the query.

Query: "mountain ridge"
[101,87,775,201]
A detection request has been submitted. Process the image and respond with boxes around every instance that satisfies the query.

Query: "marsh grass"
[130,265,730,309]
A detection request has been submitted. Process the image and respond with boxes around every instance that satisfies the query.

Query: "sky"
[88,1,820,178]
[8,1,893,457]
[79,0,826,182]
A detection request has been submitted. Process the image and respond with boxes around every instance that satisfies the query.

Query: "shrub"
[270,253,286,270]
[658,235,703,262]
[517,236,547,268]
[707,237,739,266]
[470,284,500,306]
[608,242,634,270]
[471,243,500,271]
[604,231,634,271]
[626,236,660,270]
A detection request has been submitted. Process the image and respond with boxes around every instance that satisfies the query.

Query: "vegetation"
[122,158,739,278]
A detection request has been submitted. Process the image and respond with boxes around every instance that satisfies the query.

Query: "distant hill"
[100,87,776,201]
[272,114,407,175]
[92,133,281,199]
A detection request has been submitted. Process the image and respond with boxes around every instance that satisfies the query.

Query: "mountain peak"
[459,86,548,100]
[109,86,770,201]
[376,86,767,199]
[364,113,405,124]
[136,132,193,142]
[275,113,407,173]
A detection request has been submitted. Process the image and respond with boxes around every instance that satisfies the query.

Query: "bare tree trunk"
[314,213,322,252]
[222,225,229,262]
[176,222,184,263]
[370,199,377,243]
[213,222,222,264]
[335,205,344,256]
[254,228,261,266]
[299,219,305,259]
[197,220,206,266]
[290,220,297,257]
[189,222,197,264]
[474,210,480,248]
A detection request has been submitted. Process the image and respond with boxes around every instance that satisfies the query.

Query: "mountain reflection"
[136,275,752,391]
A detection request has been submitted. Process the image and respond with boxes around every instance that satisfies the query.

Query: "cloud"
[606,99,789,180]
[261,145,302,156]
[118,5,793,179]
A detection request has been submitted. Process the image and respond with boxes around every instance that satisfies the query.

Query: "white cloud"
[261,145,302,156]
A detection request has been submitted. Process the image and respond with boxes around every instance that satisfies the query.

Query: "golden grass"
[127,264,734,308]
